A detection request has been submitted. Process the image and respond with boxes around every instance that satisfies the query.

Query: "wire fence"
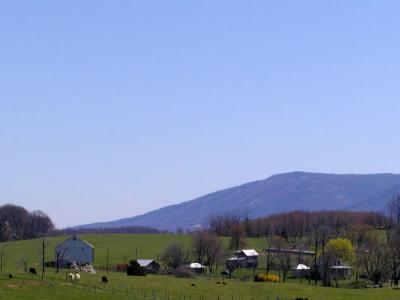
[77,282,303,300]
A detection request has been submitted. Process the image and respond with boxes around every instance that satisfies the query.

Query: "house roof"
[329,265,352,269]
[137,259,158,267]
[294,264,310,270]
[266,248,315,256]
[227,257,246,261]
[189,263,205,269]
[57,235,94,249]
[240,249,259,257]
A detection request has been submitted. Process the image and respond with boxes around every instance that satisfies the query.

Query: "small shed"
[137,259,160,274]
[329,260,352,279]
[292,264,311,278]
[55,235,94,265]
[189,262,206,273]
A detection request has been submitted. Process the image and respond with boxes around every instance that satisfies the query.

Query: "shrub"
[173,266,193,278]
[127,260,146,276]
[254,273,279,282]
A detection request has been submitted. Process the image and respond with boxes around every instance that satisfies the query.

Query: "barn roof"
[57,235,94,249]
[137,259,157,267]
[239,249,259,257]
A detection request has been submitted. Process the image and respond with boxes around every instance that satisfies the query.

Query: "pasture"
[0,234,263,271]
[1,234,400,300]
[2,271,400,300]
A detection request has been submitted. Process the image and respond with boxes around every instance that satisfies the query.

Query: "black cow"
[8,273,13,279]
[101,276,108,284]
[29,268,37,275]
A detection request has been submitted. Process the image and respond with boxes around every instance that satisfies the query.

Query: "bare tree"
[275,238,291,282]
[55,247,67,273]
[0,248,5,272]
[161,242,190,269]
[228,224,246,251]
[0,221,11,242]
[263,236,284,275]
[360,232,389,285]
[387,195,400,226]
[388,227,400,285]
[192,230,224,272]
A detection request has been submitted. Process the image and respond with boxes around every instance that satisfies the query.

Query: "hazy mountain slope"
[77,172,400,231]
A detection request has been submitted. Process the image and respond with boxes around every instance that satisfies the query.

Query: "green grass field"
[1,234,400,300]
[0,234,264,271]
[1,272,400,300]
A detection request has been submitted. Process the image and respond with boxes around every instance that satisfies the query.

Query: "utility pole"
[106,248,110,274]
[42,239,45,280]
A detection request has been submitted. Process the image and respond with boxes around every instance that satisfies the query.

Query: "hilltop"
[78,172,400,231]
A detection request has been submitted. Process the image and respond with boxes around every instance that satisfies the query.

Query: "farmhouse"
[227,249,259,269]
[55,235,94,265]
[137,259,160,274]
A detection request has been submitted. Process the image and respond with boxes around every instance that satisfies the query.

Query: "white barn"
[55,235,94,265]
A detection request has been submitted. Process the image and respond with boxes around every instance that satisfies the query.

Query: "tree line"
[54,225,163,236]
[0,203,163,242]
[0,204,54,241]
[204,196,400,287]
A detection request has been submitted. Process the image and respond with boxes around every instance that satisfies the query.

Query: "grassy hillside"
[0,234,264,271]
[1,234,400,300]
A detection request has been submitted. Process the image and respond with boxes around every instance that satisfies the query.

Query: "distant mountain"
[77,172,400,231]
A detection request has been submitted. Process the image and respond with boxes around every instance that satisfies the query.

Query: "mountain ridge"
[77,171,400,231]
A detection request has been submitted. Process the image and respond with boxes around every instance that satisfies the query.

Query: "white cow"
[69,273,75,281]
[75,274,80,281]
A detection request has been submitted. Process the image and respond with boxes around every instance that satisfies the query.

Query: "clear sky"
[1,1,400,228]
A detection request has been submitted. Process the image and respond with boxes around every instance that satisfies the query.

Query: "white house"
[55,235,94,265]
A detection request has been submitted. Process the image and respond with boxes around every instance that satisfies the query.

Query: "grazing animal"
[216,281,221,284]
[69,273,75,281]
[29,268,37,275]
[101,276,108,284]
[8,273,13,279]
[75,274,80,281]
[191,283,195,287]
[222,282,226,285]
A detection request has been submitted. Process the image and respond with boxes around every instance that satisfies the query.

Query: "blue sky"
[1,1,400,227]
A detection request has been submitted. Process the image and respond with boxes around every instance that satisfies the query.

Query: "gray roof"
[137,259,157,267]
[329,265,352,269]
[56,235,94,249]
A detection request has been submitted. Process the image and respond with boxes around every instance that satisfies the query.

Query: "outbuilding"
[227,249,259,269]
[137,259,160,274]
[292,264,311,278]
[189,262,206,273]
[329,260,352,279]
